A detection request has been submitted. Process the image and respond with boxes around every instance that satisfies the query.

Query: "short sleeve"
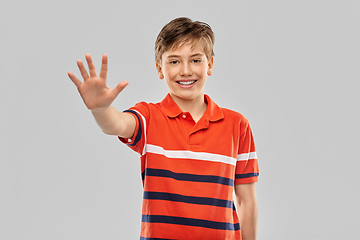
[118,102,148,155]
[234,121,259,185]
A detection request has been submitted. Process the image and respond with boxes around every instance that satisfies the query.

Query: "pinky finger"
[68,72,82,88]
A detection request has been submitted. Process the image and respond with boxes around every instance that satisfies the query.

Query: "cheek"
[164,68,177,78]
[196,66,209,76]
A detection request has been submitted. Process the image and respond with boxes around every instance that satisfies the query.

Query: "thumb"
[110,81,129,99]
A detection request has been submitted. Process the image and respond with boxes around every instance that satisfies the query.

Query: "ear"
[156,62,164,79]
[207,57,214,76]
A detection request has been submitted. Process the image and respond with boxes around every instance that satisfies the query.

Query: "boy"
[68,17,259,240]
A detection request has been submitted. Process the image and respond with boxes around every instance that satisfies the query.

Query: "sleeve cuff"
[118,110,141,146]
[234,173,259,185]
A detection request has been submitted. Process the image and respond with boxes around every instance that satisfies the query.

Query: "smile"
[176,80,197,85]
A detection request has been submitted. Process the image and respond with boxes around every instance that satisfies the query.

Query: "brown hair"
[155,17,215,64]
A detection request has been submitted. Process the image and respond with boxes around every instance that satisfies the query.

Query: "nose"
[180,62,192,76]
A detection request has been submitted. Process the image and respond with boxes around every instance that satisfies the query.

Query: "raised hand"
[68,54,128,110]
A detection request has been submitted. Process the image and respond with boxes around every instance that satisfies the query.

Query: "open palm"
[68,54,128,110]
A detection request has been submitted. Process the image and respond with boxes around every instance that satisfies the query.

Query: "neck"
[170,93,207,122]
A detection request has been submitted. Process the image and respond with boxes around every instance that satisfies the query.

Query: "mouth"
[176,80,197,86]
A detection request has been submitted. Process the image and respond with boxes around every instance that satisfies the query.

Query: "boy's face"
[156,41,213,103]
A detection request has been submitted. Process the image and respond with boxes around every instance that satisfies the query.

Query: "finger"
[68,72,82,88]
[110,81,129,100]
[85,53,97,77]
[77,60,89,80]
[99,54,108,80]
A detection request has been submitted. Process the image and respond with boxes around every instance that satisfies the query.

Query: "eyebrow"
[166,53,204,58]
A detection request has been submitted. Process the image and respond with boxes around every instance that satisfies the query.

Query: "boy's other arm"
[235,183,258,240]
[68,53,136,138]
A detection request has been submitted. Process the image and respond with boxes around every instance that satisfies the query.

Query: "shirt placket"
[180,113,210,151]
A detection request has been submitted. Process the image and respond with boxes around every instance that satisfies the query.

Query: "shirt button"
[182,114,186,119]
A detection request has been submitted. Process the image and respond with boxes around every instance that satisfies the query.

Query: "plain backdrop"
[1,0,359,239]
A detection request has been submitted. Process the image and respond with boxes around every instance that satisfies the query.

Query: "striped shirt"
[119,94,259,240]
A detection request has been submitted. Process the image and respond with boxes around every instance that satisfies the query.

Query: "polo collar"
[160,93,224,122]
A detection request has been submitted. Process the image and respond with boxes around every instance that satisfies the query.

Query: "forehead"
[163,40,206,57]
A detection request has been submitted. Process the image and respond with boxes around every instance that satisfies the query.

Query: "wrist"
[90,106,111,114]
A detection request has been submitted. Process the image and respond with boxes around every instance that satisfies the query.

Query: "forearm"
[237,200,258,240]
[91,106,135,137]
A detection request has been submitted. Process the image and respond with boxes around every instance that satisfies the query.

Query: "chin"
[175,92,202,101]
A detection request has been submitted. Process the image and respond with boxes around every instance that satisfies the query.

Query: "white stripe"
[134,110,147,156]
[237,152,257,161]
[146,144,237,166]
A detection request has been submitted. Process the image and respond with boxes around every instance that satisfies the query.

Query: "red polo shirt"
[119,94,259,240]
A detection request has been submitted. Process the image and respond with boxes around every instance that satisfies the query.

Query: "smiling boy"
[68,17,259,240]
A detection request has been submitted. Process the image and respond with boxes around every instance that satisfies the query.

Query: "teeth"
[178,80,196,85]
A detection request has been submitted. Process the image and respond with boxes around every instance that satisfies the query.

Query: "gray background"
[1,0,359,239]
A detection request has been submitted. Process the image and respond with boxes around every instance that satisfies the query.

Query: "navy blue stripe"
[142,215,240,231]
[144,191,233,209]
[123,110,142,146]
[141,171,145,181]
[140,237,175,240]
[235,172,259,179]
[145,168,234,186]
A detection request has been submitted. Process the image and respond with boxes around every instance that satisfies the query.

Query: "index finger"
[99,54,108,80]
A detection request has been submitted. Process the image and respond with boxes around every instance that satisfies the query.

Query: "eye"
[192,59,201,63]
[169,60,179,64]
